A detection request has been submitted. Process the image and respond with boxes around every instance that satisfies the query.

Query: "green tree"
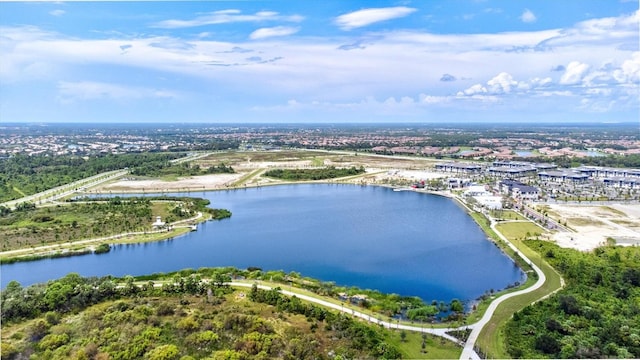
[145,344,180,360]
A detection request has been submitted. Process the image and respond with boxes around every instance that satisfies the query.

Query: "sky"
[0,1,638,124]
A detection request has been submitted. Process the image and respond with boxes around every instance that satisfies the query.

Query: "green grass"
[311,157,325,166]
[469,212,500,241]
[477,224,563,359]
[495,222,545,240]
[231,168,264,186]
[12,186,26,197]
[490,210,527,221]
[388,330,462,359]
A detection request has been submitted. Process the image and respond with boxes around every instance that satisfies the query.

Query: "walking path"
[229,281,466,345]
[458,220,564,359]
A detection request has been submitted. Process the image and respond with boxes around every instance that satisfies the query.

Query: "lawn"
[490,210,527,221]
[387,330,462,359]
[477,222,564,358]
[495,221,545,240]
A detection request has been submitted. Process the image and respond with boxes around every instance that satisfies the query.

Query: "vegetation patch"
[0,153,185,202]
[504,242,640,359]
[0,270,460,359]
[612,219,640,228]
[567,217,604,227]
[598,206,627,217]
[0,196,219,252]
[264,166,365,181]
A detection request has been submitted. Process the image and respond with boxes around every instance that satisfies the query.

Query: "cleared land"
[544,203,640,250]
[96,150,446,191]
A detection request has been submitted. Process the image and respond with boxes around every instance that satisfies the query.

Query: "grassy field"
[495,221,545,240]
[476,222,563,358]
[490,209,527,221]
[386,330,462,359]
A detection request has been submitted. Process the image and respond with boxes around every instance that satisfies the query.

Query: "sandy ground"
[548,203,640,250]
[98,173,245,192]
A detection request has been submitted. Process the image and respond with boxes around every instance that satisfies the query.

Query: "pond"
[1,184,524,303]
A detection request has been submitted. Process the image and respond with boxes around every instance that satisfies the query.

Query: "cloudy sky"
[1,1,638,123]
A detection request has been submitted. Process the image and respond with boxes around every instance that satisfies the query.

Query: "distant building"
[500,179,539,200]
[464,185,490,197]
[435,162,483,174]
[474,195,503,209]
[603,177,640,189]
[488,166,537,178]
[447,178,471,189]
[576,166,640,179]
[538,170,589,183]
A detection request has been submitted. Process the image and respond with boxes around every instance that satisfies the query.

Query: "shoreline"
[0,213,208,263]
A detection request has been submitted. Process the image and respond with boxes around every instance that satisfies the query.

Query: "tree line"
[264,166,365,181]
[2,271,400,360]
[0,152,185,202]
[504,241,640,359]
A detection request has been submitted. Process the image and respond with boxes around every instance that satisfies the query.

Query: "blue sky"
[1,1,638,123]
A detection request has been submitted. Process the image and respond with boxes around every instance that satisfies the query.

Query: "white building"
[474,195,503,210]
[152,216,166,228]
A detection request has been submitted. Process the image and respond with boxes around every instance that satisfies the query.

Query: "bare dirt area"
[97,173,246,192]
[547,203,640,250]
[97,151,447,192]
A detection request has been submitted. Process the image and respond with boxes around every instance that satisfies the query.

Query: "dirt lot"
[547,203,640,250]
[97,150,446,192]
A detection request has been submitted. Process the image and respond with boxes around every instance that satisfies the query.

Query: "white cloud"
[2,8,638,119]
[520,9,537,23]
[249,26,299,40]
[612,52,640,83]
[487,72,517,93]
[458,83,487,96]
[419,94,452,104]
[459,73,520,96]
[560,61,590,85]
[538,10,638,49]
[335,7,417,30]
[49,10,65,17]
[57,81,176,103]
[152,10,304,29]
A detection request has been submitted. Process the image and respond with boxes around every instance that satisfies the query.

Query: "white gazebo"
[152,216,166,228]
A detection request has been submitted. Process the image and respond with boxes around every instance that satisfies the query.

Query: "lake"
[1,184,524,303]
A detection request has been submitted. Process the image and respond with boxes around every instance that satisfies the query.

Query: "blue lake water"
[1,184,524,303]
[514,150,533,157]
